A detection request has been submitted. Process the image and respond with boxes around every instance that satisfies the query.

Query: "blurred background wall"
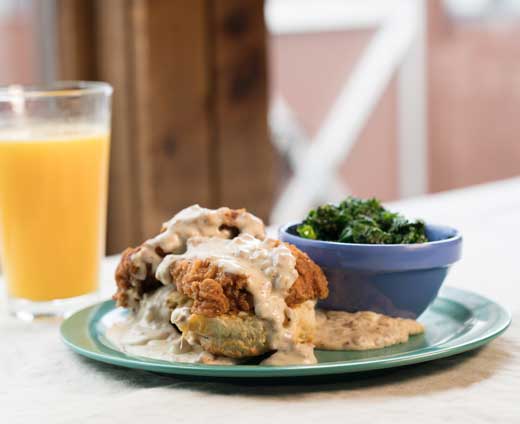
[269,0,520,202]
[1,0,520,254]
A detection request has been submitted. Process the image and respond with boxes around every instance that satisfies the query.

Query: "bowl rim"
[279,221,462,249]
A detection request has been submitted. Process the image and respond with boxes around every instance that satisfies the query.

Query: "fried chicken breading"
[285,243,329,306]
[171,259,254,317]
[169,242,328,318]
[114,246,162,307]
[113,206,265,308]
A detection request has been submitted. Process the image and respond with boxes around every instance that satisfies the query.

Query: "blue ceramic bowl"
[279,223,462,318]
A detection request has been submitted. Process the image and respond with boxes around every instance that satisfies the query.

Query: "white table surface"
[1,178,519,423]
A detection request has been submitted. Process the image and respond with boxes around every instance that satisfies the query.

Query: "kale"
[296,197,428,244]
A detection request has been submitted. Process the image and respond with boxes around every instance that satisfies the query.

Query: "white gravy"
[130,205,265,281]
[106,285,236,364]
[314,309,424,351]
[156,234,317,365]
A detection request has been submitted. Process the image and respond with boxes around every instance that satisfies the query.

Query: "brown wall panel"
[212,0,275,220]
[56,0,273,251]
[95,0,141,252]
[130,0,213,238]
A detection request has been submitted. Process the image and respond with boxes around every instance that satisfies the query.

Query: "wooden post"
[54,0,96,80]
[95,0,142,252]
[130,0,214,238]
[211,0,276,221]
[55,0,273,253]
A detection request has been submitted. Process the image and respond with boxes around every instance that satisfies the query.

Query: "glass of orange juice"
[0,82,112,320]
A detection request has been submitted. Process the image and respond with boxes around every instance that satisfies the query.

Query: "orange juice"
[0,128,109,301]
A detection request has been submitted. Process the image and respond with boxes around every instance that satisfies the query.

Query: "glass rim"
[0,81,113,100]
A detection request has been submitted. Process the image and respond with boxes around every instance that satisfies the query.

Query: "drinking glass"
[0,81,112,320]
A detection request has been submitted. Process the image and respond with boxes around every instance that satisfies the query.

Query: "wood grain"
[95,0,142,252]
[131,0,213,238]
[54,0,96,80]
[211,0,275,221]
[53,0,273,251]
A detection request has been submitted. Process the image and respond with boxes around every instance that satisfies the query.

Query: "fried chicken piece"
[113,247,135,307]
[170,243,328,318]
[113,205,265,308]
[113,246,162,308]
[171,260,254,317]
[285,243,329,306]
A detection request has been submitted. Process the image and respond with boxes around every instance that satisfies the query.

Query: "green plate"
[60,286,511,378]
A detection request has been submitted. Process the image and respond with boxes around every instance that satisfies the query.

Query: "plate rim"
[60,286,512,378]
